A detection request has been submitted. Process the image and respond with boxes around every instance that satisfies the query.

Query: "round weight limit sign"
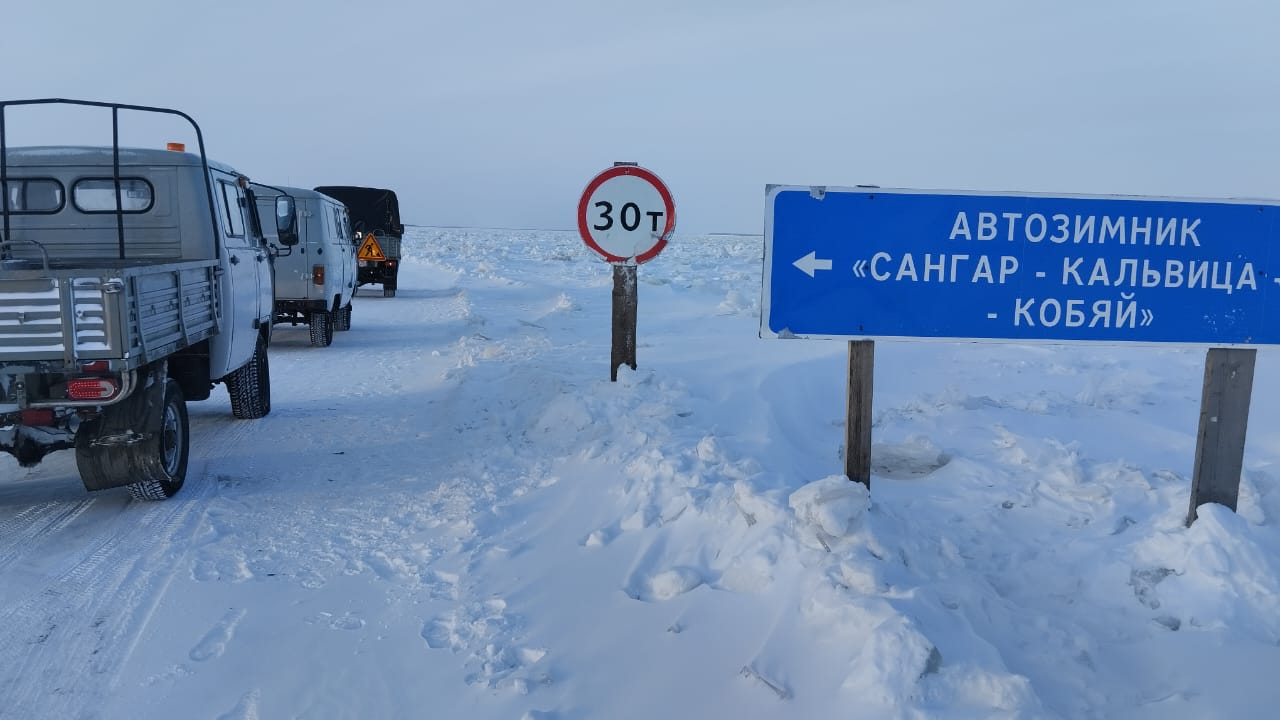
[577,165,676,264]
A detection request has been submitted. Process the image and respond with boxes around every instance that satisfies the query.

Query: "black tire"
[310,310,334,347]
[126,380,190,501]
[336,304,352,331]
[75,380,189,501]
[383,286,396,298]
[227,333,272,419]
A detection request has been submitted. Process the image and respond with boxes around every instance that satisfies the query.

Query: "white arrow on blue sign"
[762,186,1280,345]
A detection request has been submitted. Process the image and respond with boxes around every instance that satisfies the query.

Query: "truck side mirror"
[275,196,299,246]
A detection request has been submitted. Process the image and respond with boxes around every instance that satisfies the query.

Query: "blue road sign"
[762,186,1280,345]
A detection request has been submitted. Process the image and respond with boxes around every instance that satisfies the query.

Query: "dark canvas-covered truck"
[0,99,275,500]
[313,185,404,297]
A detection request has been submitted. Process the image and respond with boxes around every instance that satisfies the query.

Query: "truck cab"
[252,185,357,346]
[0,99,275,500]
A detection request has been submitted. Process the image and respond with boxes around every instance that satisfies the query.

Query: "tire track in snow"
[0,402,264,718]
[0,498,94,575]
[0,479,214,717]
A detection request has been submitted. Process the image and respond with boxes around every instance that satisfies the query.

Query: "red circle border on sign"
[576,165,677,264]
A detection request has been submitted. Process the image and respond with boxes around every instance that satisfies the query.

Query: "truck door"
[212,173,263,372]
[247,193,274,322]
[336,205,356,301]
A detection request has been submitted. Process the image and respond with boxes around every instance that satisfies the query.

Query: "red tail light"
[67,377,120,401]
[312,265,325,285]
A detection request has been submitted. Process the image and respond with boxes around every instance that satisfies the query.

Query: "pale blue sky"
[6,0,1280,233]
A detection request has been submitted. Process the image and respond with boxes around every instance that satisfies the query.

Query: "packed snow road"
[0,229,605,718]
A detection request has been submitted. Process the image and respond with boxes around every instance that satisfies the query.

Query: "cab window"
[321,202,335,240]
[4,178,66,214]
[72,178,152,213]
[335,207,353,244]
[216,180,245,238]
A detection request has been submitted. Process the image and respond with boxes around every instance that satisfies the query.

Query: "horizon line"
[404,223,761,237]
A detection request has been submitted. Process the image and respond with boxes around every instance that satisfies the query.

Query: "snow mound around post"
[789,475,871,549]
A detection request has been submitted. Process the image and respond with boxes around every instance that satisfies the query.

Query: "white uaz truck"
[0,99,276,500]
[252,184,357,347]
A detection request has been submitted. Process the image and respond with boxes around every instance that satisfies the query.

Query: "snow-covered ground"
[3,226,1280,719]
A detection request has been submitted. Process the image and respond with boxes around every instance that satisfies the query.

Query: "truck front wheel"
[227,333,272,419]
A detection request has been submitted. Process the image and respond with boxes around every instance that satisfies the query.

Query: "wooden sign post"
[611,264,638,381]
[844,340,874,488]
[1186,347,1256,525]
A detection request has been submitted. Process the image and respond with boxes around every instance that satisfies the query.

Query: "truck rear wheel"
[382,285,396,298]
[76,379,189,501]
[336,304,352,331]
[227,333,272,419]
[310,310,334,346]
[126,380,190,501]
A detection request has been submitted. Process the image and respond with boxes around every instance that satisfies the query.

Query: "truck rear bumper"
[0,367,138,411]
[357,261,398,286]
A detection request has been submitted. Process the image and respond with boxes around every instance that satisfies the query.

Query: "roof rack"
[1,98,218,260]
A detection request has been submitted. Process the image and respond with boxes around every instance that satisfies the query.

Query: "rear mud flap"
[77,372,167,491]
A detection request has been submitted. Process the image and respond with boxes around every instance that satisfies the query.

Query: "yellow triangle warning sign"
[357,233,386,261]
